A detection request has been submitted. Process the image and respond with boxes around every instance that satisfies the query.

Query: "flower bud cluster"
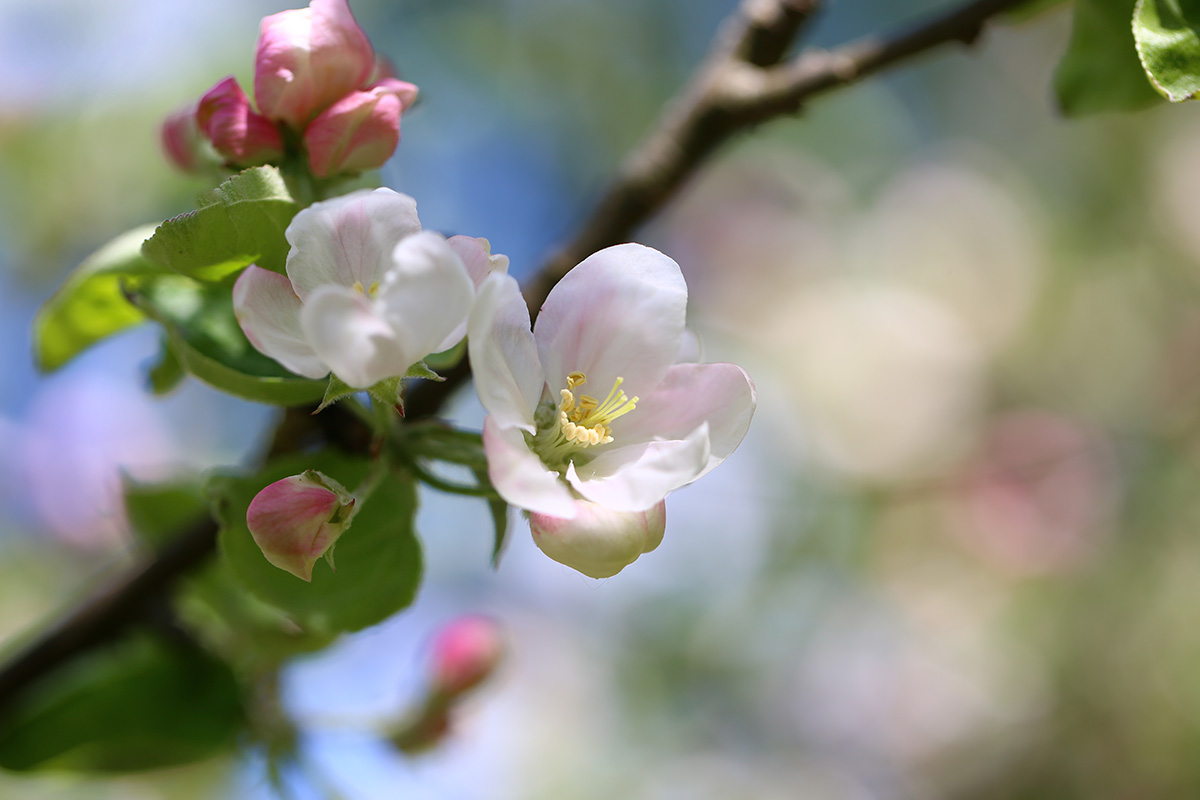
[163,0,417,179]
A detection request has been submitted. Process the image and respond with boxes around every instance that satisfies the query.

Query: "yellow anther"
[555,371,635,449]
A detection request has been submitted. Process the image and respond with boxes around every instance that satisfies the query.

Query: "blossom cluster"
[181,0,757,580]
[163,0,416,178]
[240,189,755,579]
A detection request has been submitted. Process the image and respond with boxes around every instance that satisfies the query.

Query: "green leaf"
[33,224,164,372]
[146,336,186,395]
[124,479,209,550]
[1006,0,1070,21]
[141,166,298,282]
[0,635,243,773]
[132,275,326,406]
[1054,0,1164,114]
[403,424,488,470]
[211,450,422,634]
[1134,0,1200,101]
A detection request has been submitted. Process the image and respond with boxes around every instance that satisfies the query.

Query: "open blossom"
[467,244,755,577]
[163,0,417,176]
[234,188,507,388]
[247,469,355,581]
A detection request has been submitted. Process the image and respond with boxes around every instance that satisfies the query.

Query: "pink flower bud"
[429,616,505,697]
[303,82,408,177]
[160,103,207,173]
[246,469,356,581]
[254,0,376,129]
[197,77,285,166]
[529,500,666,579]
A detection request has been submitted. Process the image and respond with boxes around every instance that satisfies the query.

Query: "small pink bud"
[160,103,207,173]
[246,469,356,581]
[530,500,666,579]
[429,616,504,697]
[303,83,405,177]
[197,77,285,167]
[254,0,376,129]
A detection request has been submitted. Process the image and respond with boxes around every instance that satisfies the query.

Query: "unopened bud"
[303,80,414,177]
[246,469,356,581]
[254,0,376,129]
[429,615,504,697]
[197,77,285,167]
[160,103,209,173]
[530,499,666,578]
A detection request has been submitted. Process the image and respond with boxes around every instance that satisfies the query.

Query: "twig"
[0,0,1029,711]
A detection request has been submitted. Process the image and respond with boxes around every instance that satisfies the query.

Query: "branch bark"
[0,0,1029,711]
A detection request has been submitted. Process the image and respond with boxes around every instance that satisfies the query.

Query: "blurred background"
[3,0,1200,797]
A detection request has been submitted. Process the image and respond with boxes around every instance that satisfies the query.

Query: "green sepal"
[1134,0,1200,101]
[1054,0,1164,115]
[33,223,165,372]
[0,634,243,773]
[130,275,326,406]
[367,375,405,409]
[210,449,423,635]
[141,166,299,282]
[423,338,466,372]
[316,373,360,413]
[404,360,444,382]
[146,335,186,395]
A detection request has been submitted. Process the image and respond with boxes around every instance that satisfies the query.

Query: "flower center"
[530,371,638,471]
[351,280,380,298]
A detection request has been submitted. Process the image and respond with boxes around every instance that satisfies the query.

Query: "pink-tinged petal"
[529,499,665,579]
[300,284,410,388]
[303,86,401,178]
[246,470,355,581]
[370,77,419,110]
[196,77,284,166]
[285,188,421,300]
[468,274,543,432]
[482,417,577,518]
[429,616,505,697]
[447,235,509,289]
[616,362,755,477]
[160,102,207,173]
[533,243,686,401]
[233,265,328,379]
[567,423,711,511]
[376,231,476,357]
[254,0,375,129]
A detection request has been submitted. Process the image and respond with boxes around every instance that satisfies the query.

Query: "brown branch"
[0,0,1029,711]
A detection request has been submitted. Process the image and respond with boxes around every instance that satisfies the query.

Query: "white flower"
[234,187,507,388]
[468,243,755,577]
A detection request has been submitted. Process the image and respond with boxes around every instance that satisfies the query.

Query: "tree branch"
[0,0,1029,710]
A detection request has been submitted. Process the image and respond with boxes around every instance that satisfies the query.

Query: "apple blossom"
[160,102,208,173]
[467,243,755,577]
[246,469,355,581]
[196,77,285,167]
[234,188,506,389]
[254,0,377,129]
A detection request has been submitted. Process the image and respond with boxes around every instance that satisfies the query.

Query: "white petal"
[533,243,686,400]
[567,423,711,512]
[468,273,544,432]
[232,265,328,378]
[285,188,421,300]
[529,499,665,579]
[615,363,755,478]
[377,231,477,357]
[300,284,411,388]
[482,417,577,518]
[447,235,509,289]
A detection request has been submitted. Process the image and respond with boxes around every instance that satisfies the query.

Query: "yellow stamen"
[555,372,638,449]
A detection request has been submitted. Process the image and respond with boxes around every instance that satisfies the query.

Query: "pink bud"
[303,83,406,178]
[197,77,285,166]
[429,616,504,697]
[529,500,666,578]
[246,469,356,581]
[160,103,207,173]
[254,0,376,129]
